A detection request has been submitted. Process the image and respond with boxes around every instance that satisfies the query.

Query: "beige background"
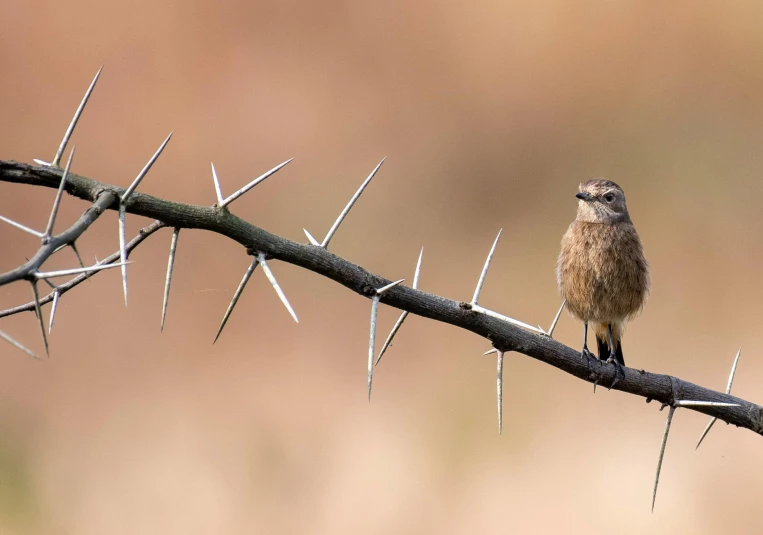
[1,1,762,533]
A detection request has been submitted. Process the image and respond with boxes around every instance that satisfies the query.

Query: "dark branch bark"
[0,220,166,318]
[0,191,116,286]
[2,159,762,436]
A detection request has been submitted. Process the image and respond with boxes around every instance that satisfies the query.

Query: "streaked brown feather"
[557,220,649,323]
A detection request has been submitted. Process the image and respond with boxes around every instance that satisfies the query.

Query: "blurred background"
[1,1,762,533]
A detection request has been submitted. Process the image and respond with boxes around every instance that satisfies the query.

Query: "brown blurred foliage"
[1,1,763,533]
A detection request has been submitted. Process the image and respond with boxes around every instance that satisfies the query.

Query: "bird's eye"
[603,193,615,203]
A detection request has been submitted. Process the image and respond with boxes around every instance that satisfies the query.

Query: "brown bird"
[557,179,649,382]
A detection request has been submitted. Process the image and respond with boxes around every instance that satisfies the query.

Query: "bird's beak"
[576,192,593,201]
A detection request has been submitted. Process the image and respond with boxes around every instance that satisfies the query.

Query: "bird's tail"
[595,324,625,366]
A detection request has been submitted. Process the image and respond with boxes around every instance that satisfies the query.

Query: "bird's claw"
[605,356,625,389]
[581,348,599,391]
[582,349,596,372]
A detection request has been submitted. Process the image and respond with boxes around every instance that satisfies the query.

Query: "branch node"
[362,285,376,297]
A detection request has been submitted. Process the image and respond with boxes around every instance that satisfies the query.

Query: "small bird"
[557,179,649,383]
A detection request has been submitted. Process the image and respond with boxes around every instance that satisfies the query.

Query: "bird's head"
[575,179,630,223]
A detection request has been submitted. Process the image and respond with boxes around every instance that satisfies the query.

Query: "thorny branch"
[2,68,756,514]
[0,220,166,319]
[0,190,117,286]
[1,159,761,440]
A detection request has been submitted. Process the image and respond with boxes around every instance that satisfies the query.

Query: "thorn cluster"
[210,159,293,209]
[367,278,405,401]
[212,253,299,344]
[468,229,545,333]
[650,388,741,511]
[1,143,127,356]
[376,248,424,366]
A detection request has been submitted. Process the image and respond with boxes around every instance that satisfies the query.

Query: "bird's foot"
[581,348,598,390]
[605,356,625,389]
[580,347,599,394]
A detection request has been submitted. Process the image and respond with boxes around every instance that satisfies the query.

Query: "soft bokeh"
[1,1,762,533]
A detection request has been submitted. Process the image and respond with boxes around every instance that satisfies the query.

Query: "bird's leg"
[581,321,596,385]
[581,321,594,359]
[605,323,625,389]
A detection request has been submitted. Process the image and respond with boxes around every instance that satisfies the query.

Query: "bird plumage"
[557,179,649,366]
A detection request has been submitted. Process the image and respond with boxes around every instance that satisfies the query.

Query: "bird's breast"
[557,221,649,322]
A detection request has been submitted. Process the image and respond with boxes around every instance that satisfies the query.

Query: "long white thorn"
[51,65,102,168]
[368,294,380,402]
[210,163,224,206]
[412,247,424,288]
[30,281,49,357]
[375,278,405,296]
[321,158,385,248]
[725,348,742,393]
[368,278,406,399]
[496,349,504,435]
[35,261,129,280]
[673,401,740,408]
[220,158,293,208]
[652,406,676,513]
[161,228,180,332]
[472,229,503,305]
[44,146,75,239]
[375,311,408,367]
[257,254,299,323]
[0,330,39,360]
[0,215,43,238]
[696,418,717,451]
[367,278,406,401]
[470,304,545,334]
[48,289,61,333]
[376,248,423,366]
[121,131,173,203]
[696,348,742,450]
[118,204,128,306]
[213,258,259,344]
[546,300,566,338]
